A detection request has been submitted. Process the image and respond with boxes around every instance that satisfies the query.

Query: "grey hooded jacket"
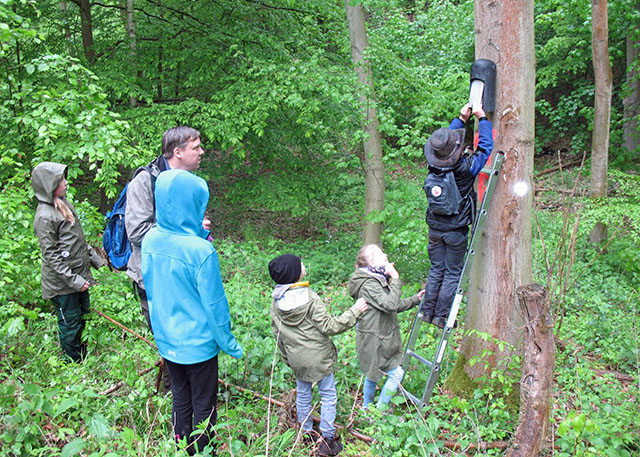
[31,162,104,299]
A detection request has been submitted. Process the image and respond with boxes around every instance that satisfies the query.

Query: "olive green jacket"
[32,162,104,299]
[348,268,420,382]
[271,285,364,383]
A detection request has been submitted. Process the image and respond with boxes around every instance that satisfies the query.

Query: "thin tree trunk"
[70,0,96,65]
[623,20,640,155]
[589,0,612,245]
[451,0,534,386]
[345,1,384,247]
[157,0,164,100]
[59,1,75,57]
[126,0,138,107]
[507,284,555,457]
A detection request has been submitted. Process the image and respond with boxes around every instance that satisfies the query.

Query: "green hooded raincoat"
[348,268,420,382]
[271,286,364,383]
[32,162,104,299]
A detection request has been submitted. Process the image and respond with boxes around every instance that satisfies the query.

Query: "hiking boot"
[419,312,433,323]
[318,437,343,456]
[432,316,457,329]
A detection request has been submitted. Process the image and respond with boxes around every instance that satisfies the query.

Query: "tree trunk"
[506,284,555,457]
[126,0,138,107]
[623,18,639,155]
[70,0,96,65]
[157,0,164,100]
[59,1,75,57]
[345,1,384,247]
[453,0,535,384]
[589,0,612,245]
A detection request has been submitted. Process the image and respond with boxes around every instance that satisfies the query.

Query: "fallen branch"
[535,158,585,178]
[99,361,159,395]
[92,308,156,349]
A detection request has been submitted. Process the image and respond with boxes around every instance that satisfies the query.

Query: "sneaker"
[318,437,343,456]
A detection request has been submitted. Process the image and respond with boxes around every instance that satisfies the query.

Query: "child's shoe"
[318,436,343,456]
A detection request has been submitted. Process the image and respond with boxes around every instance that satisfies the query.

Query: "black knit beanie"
[268,254,302,284]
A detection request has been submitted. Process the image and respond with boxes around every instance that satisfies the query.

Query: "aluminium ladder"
[400,150,505,408]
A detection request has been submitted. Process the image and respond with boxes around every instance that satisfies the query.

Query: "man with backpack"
[125,126,209,390]
[419,101,493,328]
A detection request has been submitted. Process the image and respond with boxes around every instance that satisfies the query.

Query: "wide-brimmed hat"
[424,128,465,167]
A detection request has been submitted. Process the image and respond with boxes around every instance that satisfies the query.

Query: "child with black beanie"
[268,254,368,456]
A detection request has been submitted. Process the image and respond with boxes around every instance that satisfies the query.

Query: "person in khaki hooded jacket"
[31,162,105,362]
[269,254,368,456]
[348,244,424,409]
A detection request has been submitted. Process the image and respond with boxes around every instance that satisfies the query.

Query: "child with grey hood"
[269,254,368,456]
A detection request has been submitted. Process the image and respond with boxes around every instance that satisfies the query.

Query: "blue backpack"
[103,165,156,271]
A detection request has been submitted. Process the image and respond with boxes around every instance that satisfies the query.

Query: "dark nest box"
[469,59,496,114]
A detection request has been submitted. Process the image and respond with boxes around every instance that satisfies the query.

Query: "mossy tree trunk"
[448,0,535,391]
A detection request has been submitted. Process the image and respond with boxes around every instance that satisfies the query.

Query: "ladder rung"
[406,350,433,367]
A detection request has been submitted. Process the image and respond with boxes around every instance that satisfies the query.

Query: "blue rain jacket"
[142,169,242,364]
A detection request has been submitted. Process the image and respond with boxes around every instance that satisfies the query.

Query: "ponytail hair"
[53,197,75,225]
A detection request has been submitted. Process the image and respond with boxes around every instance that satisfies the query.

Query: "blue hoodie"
[141,169,242,364]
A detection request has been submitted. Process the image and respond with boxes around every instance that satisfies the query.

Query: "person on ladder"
[419,101,493,328]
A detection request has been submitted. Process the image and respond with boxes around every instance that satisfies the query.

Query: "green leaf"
[61,438,84,457]
[89,413,111,438]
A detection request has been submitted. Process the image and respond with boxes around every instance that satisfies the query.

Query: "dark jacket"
[348,268,420,382]
[271,285,364,382]
[32,162,104,299]
[426,117,493,232]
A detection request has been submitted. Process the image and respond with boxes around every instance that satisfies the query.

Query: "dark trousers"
[420,228,469,319]
[166,356,219,456]
[52,291,90,362]
[134,282,172,392]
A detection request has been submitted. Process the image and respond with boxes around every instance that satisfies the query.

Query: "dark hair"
[162,126,200,159]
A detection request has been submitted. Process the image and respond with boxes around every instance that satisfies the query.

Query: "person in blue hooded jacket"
[142,168,242,456]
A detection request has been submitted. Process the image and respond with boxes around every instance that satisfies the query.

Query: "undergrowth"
[0,165,638,456]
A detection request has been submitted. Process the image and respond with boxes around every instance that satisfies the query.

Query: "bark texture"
[507,284,555,457]
[458,0,535,382]
[70,0,96,65]
[589,0,612,244]
[345,1,384,247]
[624,20,640,155]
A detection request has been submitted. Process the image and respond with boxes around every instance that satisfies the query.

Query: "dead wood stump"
[507,284,555,457]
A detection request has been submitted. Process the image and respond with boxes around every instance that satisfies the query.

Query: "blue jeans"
[363,366,405,407]
[296,373,337,439]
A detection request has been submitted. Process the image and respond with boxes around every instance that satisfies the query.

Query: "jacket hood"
[272,287,311,326]
[348,268,386,298]
[31,162,67,204]
[155,169,208,237]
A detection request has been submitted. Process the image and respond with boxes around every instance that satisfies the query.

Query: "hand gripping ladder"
[400,150,505,408]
